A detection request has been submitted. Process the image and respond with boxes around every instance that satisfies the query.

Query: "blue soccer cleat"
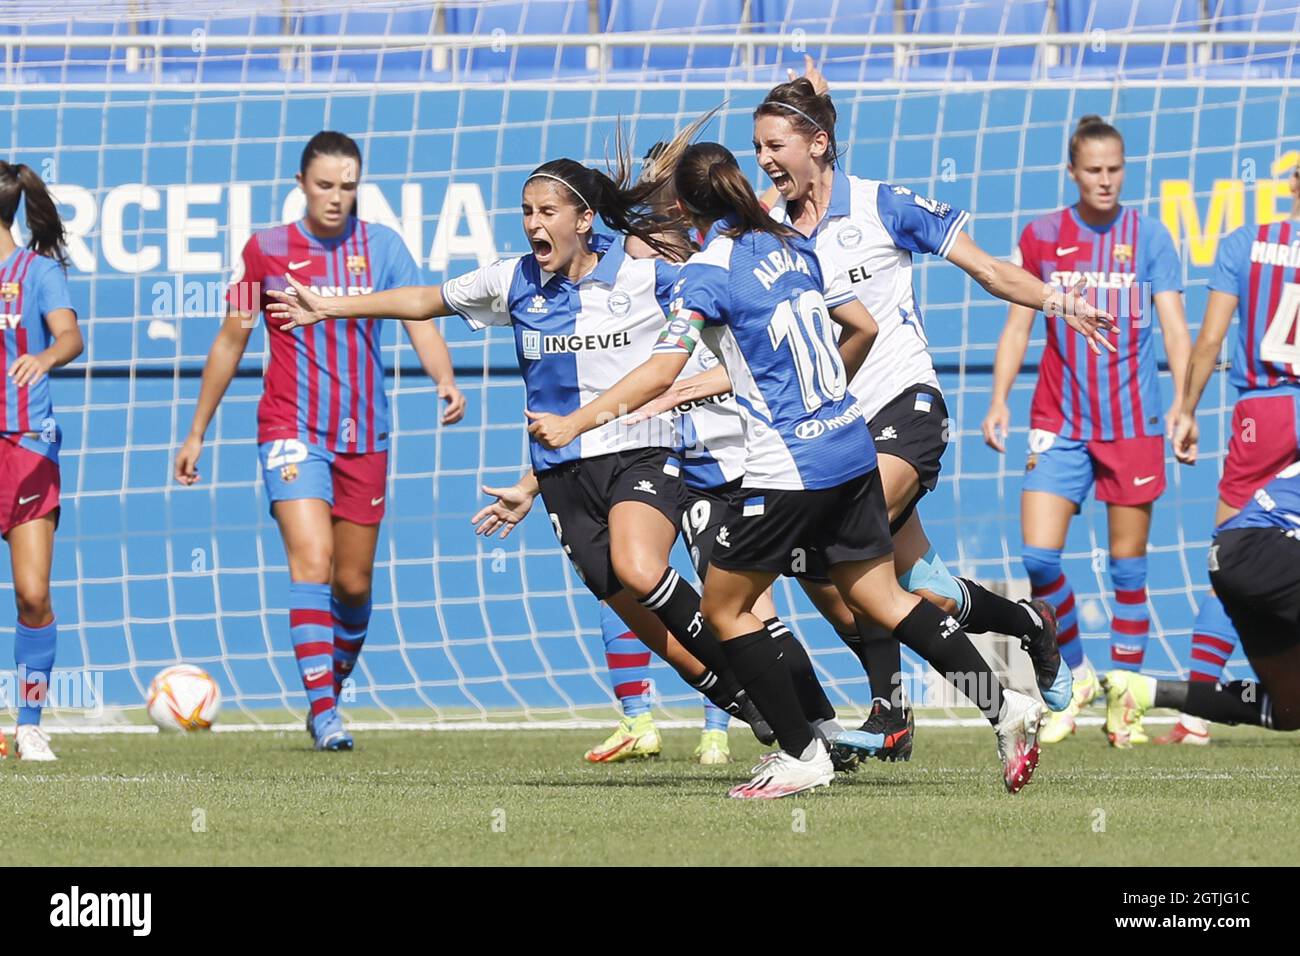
[311,708,354,751]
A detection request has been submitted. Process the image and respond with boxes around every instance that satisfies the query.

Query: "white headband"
[526,172,591,210]
[772,101,826,134]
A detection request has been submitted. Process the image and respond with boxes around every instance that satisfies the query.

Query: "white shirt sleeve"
[822,259,855,309]
[442,257,521,329]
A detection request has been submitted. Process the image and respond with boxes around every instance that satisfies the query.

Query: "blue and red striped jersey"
[0,248,73,435]
[1208,219,1300,394]
[227,217,421,454]
[1018,206,1181,441]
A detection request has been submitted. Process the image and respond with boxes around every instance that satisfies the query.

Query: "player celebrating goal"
[529,141,1055,798]
[175,131,466,751]
[1158,158,1300,745]
[0,162,83,761]
[266,151,775,745]
[983,116,1191,747]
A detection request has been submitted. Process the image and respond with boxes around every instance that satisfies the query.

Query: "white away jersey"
[768,168,969,423]
[657,221,875,491]
[444,234,678,471]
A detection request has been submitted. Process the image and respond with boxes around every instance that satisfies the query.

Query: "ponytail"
[674,142,799,243]
[0,161,69,269]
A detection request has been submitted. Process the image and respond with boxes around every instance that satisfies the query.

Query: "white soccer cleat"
[15,725,57,762]
[1155,713,1211,746]
[727,738,834,800]
[995,690,1045,794]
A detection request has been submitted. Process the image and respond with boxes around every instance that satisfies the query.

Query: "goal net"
[1,0,1297,726]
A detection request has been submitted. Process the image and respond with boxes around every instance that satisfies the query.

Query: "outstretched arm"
[946,232,1116,355]
[268,273,452,328]
[981,304,1035,453]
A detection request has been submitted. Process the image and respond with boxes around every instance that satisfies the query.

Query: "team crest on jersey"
[280,464,299,483]
[1113,244,1133,264]
[527,295,548,314]
[698,348,718,370]
[836,225,863,249]
[346,255,367,275]
[0,282,17,301]
[608,290,632,316]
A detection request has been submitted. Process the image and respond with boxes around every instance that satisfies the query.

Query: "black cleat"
[1021,599,1073,712]
[734,691,778,746]
[859,698,914,762]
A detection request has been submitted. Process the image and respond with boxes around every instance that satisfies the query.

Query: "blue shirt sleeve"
[674,262,730,327]
[377,228,423,290]
[1208,225,1252,297]
[35,259,74,317]
[875,183,970,258]
[653,259,682,310]
[1140,217,1182,295]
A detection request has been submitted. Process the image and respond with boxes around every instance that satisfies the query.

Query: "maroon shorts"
[1218,391,1300,509]
[0,435,60,537]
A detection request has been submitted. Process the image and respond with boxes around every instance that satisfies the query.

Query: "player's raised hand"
[7,352,52,388]
[1172,411,1199,465]
[787,54,829,95]
[1049,277,1116,355]
[471,483,536,539]
[174,434,204,486]
[982,400,1011,453]
[525,408,579,449]
[439,381,466,425]
[266,274,328,330]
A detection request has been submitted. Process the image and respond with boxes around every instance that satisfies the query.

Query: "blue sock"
[599,603,651,719]
[702,697,730,731]
[15,618,56,727]
[1108,556,1149,673]
[1190,593,1238,683]
[331,597,371,699]
[289,582,335,722]
[1023,545,1084,670]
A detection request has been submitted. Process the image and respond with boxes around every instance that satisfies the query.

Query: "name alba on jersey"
[521,330,631,359]
[752,248,813,291]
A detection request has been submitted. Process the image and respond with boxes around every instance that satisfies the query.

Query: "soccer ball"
[147,665,221,732]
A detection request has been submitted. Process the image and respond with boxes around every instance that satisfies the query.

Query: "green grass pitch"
[8,723,1297,866]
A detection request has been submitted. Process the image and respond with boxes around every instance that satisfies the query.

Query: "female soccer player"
[266,153,774,744]
[1159,158,1300,744]
[0,161,83,761]
[1104,461,1300,739]
[663,77,1110,760]
[983,116,1192,747]
[529,142,1054,798]
[174,131,466,751]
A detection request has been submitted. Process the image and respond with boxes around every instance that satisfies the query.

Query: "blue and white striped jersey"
[673,344,746,491]
[444,234,679,472]
[768,168,969,423]
[656,221,874,491]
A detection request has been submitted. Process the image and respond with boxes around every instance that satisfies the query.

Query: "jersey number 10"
[1261,283,1300,372]
[768,290,846,412]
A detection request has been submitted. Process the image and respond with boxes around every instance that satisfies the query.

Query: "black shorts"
[536,447,687,600]
[709,468,894,576]
[681,478,741,578]
[868,384,950,534]
[1209,526,1300,658]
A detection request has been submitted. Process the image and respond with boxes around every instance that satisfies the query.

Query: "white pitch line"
[28,714,1177,735]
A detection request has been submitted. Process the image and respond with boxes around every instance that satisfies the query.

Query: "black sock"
[639,568,729,674]
[764,618,835,722]
[852,619,905,708]
[1156,679,1274,728]
[893,600,1004,723]
[688,668,745,715]
[956,578,1039,639]
[722,629,814,757]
